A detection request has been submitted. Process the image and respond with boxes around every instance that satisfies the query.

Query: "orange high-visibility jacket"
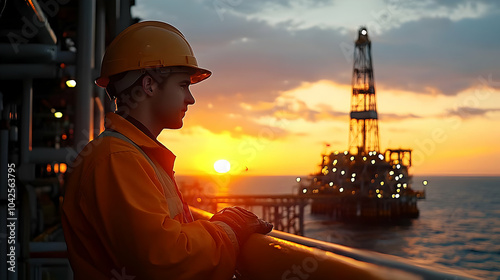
[61,113,238,280]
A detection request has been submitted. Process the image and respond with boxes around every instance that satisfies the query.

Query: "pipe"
[28,148,75,164]
[190,207,480,280]
[74,0,96,151]
[16,0,57,45]
[0,64,58,79]
[94,0,106,137]
[21,79,33,164]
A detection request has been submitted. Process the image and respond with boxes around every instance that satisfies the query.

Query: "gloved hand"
[210,206,273,247]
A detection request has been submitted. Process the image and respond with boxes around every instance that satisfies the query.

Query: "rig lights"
[296,177,301,183]
[351,178,355,182]
[361,29,367,36]
[389,171,394,176]
[54,112,63,118]
[377,194,382,198]
[329,182,334,187]
[422,180,428,186]
[302,188,307,194]
[350,156,355,161]
[341,170,346,175]
[339,188,344,193]
[371,159,376,164]
[332,167,337,172]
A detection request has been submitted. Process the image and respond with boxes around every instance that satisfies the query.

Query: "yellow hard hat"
[95,21,211,88]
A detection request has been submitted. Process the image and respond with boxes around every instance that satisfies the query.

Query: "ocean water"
[176,175,500,279]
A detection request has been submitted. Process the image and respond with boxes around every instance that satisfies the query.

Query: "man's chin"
[166,122,183,130]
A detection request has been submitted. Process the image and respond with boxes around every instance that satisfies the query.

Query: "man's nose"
[186,90,195,105]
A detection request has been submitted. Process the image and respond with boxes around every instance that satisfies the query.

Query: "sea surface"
[176,175,500,279]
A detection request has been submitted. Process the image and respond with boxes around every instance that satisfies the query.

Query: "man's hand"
[210,206,273,247]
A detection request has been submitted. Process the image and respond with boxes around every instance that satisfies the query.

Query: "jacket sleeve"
[79,149,237,280]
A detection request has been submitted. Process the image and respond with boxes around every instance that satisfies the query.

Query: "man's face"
[152,72,195,129]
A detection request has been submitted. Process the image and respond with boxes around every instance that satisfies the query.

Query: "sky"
[131,0,500,176]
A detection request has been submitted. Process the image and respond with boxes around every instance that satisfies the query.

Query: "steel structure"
[349,27,380,155]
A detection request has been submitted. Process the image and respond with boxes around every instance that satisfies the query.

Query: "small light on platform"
[351,178,355,182]
[389,171,394,175]
[66,79,77,88]
[350,156,355,161]
[332,168,337,172]
[339,188,344,193]
[302,188,307,194]
[422,180,428,186]
[378,154,384,160]
[403,183,407,188]
[376,189,380,193]
[54,112,63,118]
[344,151,348,155]
[341,170,346,175]
[352,173,356,177]
[329,182,334,186]
[380,181,385,186]
[363,156,367,161]
[377,194,382,198]
[371,159,375,164]
[296,177,301,183]
[333,159,338,165]
[395,194,400,198]
[396,164,401,169]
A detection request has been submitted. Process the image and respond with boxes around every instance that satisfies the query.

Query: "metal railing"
[190,207,480,280]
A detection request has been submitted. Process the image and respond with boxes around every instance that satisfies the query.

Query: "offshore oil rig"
[298,27,423,221]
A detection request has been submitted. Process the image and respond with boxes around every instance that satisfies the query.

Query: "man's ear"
[142,75,155,96]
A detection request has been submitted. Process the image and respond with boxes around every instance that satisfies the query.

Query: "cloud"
[446,106,500,119]
[132,0,500,139]
[379,112,422,121]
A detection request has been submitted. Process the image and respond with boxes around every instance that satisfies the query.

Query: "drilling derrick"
[349,27,380,155]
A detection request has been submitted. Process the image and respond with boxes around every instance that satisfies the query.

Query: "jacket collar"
[104,112,177,178]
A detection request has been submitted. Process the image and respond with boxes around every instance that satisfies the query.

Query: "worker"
[61,21,273,280]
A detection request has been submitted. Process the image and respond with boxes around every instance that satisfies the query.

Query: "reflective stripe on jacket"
[61,112,238,280]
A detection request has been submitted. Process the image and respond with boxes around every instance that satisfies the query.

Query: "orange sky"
[159,80,500,176]
[135,1,500,177]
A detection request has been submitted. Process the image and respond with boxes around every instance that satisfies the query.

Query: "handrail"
[190,206,480,280]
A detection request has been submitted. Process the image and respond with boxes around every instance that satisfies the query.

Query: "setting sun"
[214,159,231,174]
